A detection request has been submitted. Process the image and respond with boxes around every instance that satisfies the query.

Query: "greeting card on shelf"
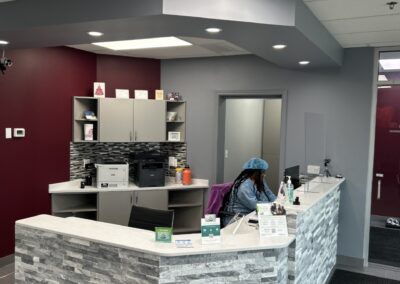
[155,89,164,100]
[134,90,148,100]
[93,82,105,98]
[115,89,129,99]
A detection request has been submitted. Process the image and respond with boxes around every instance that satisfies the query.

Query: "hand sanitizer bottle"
[287,176,294,204]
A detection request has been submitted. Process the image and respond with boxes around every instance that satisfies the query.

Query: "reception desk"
[15,177,344,283]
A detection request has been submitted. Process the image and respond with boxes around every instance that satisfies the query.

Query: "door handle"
[377,180,381,200]
[397,174,400,186]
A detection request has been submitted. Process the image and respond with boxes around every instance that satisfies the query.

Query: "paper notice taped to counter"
[259,215,288,238]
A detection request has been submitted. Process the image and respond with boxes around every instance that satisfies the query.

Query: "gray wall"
[161,48,374,261]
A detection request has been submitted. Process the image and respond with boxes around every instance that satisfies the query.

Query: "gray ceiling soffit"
[0,0,163,30]
[0,0,343,68]
[162,0,296,26]
[294,0,342,65]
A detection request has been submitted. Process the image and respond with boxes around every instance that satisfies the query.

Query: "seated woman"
[222,157,276,226]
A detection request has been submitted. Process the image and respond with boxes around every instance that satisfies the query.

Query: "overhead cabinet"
[99,98,134,142]
[73,97,181,142]
[133,100,166,142]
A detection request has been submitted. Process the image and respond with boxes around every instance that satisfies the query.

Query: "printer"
[95,162,129,189]
[130,152,166,187]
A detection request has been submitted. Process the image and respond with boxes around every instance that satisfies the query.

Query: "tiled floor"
[0,263,14,284]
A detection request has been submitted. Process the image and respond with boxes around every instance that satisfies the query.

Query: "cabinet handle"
[130,194,133,205]
[134,131,137,141]
[136,194,138,204]
[130,131,133,142]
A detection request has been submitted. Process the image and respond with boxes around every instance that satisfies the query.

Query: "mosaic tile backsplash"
[70,142,187,180]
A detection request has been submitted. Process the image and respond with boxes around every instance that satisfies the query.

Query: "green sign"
[155,227,172,243]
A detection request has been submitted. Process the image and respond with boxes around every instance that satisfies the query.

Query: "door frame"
[215,90,288,185]
[365,45,400,267]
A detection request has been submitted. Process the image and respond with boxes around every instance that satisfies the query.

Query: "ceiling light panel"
[378,85,392,89]
[379,59,400,70]
[92,37,192,51]
[299,61,310,65]
[0,40,9,45]
[378,75,388,81]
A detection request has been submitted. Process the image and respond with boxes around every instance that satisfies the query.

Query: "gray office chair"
[128,205,174,231]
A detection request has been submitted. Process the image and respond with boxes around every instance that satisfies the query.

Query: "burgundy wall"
[96,55,160,99]
[0,47,160,258]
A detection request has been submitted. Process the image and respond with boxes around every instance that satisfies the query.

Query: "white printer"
[95,162,129,189]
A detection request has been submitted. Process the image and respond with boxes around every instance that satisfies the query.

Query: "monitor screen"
[284,165,301,189]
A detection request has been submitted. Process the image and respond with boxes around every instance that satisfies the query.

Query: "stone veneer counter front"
[16,178,344,283]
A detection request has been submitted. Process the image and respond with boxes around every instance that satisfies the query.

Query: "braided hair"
[222,169,265,212]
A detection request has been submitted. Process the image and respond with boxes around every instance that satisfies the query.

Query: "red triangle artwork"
[93,82,105,98]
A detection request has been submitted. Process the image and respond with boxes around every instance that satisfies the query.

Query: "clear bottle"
[175,167,183,184]
[287,176,294,204]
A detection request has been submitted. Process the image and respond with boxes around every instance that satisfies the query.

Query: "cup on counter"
[80,181,86,189]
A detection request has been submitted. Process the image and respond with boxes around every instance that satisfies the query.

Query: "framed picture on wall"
[168,131,181,142]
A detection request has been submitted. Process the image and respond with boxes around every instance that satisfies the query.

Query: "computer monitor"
[284,165,301,189]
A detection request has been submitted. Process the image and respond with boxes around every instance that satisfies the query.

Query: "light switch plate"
[307,165,320,175]
[13,128,25,137]
[5,128,12,139]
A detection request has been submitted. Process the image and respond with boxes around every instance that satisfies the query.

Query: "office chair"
[128,205,174,231]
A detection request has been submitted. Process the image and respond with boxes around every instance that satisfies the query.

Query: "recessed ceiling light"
[92,36,192,51]
[378,85,392,89]
[0,0,16,2]
[0,40,9,45]
[379,59,400,70]
[87,31,104,37]
[273,44,287,50]
[205,27,222,34]
[378,74,388,81]
[299,61,310,65]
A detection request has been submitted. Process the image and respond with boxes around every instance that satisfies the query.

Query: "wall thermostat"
[13,128,25,137]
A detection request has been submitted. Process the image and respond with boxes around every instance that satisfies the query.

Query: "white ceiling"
[304,0,400,48]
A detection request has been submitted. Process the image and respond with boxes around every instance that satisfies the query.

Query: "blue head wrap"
[242,158,269,171]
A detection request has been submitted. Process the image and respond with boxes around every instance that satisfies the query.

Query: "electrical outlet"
[83,159,91,169]
[307,165,320,175]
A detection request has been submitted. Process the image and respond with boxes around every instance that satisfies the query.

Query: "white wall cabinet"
[133,100,166,142]
[73,97,178,143]
[98,98,134,142]
[98,191,133,226]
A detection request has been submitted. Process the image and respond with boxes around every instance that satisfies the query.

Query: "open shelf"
[73,97,99,142]
[53,204,97,213]
[171,206,202,233]
[168,203,202,208]
[52,193,98,220]
[166,101,186,142]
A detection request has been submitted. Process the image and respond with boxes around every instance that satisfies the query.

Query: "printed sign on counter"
[201,215,221,244]
[258,215,288,238]
[155,227,172,243]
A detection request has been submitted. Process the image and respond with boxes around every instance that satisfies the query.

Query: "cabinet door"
[98,191,133,226]
[99,98,134,142]
[134,190,168,210]
[133,100,166,142]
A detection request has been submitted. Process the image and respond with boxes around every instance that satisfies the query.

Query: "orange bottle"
[182,165,192,185]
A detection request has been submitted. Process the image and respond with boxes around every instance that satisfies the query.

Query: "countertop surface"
[35,176,345,256]
[49,178,209,194]
[281,177,345,214]
[16,214,295,257]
